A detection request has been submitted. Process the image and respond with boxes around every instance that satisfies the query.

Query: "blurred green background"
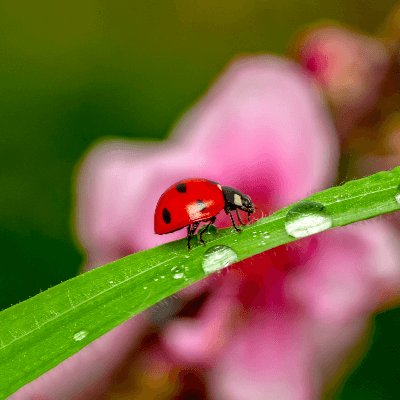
[1,0,399,398]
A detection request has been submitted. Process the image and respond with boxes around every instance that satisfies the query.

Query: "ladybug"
[154,178,255,250]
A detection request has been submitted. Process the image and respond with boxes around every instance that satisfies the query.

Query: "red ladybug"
[154,178,255,250]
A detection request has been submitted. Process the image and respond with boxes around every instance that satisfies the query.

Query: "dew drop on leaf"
[202,245,238,274]
[285,201,332,238]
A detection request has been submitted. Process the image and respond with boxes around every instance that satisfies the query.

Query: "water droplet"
[263,232,270,239]
[395,184,400,204]
[109,280,114,284]
[202,245,238,274]
[143,286,147,289]
[73,330,88,341]
[285,201,332,238]
[154,278,159,281]
[171,266,184,279]
[160,275,165,279]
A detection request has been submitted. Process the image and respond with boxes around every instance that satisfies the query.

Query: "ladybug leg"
[227,209,241,232]
[235,209,245,226]
[198,216,216,245]
[187,222,200,250]
[191,222,200,236]
[187,225,192,250]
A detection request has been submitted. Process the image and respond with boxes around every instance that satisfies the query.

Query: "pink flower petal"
[294,26,391,134]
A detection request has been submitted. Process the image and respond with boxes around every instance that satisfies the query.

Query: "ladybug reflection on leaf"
[154,178,255,250]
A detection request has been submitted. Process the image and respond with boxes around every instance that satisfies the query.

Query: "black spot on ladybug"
[197,199,206,212]
[175,183,187,193]
[162,208,171,224]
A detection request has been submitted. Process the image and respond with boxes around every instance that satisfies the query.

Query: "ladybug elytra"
[154,178,255,250]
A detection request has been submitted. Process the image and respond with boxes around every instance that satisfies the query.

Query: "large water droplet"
[73,330,88,341]
[285,201,332,238]
[202,245,238,274]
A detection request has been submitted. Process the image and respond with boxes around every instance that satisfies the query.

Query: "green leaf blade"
[1,166,400,397]
[0,247,206,397]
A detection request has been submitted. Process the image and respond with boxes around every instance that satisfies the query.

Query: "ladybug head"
[221,186,255,216]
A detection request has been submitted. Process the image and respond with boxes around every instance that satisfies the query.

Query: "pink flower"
[291,25,391,136]
[13,56,400,399]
